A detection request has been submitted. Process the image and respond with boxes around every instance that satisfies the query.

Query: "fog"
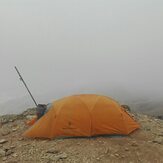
[0,0,163,115]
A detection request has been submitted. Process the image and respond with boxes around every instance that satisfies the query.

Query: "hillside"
[129,99,163,117]
[0,109,163,163]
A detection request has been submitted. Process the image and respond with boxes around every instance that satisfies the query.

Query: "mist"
[0,0,163,115]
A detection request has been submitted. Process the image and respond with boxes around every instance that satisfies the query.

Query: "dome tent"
[23,94,139,138]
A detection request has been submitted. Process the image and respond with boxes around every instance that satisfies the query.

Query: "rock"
[22,108,36,116]
[10,145,16,149]
[131,141,138,147]
[157,116,163,120]
[121,155,125,158]
[104,148,110,154]
[47,152,68,161]
[114,153,119,157]
[55,153,68,160]
[158,133,163,137]
[147,141,152,143]
[12,128,18,132]
[26,115,36,120]
[125,148,129,151]
[18,137,24,141]
[110,154,114,157]
[153,137,163,144]
[0,115,19,124]
[6,150,13,156]
[12,153,18,158]
[0,122,2,128]
[1,128,10,136]
[46,149,60,154]
[4,146,11,151]
[2,157,7,161]
[0,139,8,144]
[121,105,131,112]
[0,149,6,157]
[42,153,68,162]
[144,127,151,131]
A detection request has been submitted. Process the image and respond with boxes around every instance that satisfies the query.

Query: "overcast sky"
[0,0,163,106]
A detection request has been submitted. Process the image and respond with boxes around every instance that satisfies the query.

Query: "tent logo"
[68,121,72,126]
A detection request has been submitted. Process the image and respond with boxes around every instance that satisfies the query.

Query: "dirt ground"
[0,110,163,163]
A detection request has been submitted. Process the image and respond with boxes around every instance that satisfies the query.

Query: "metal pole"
[15,66,38,107]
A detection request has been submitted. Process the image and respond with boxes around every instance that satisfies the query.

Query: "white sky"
[0,0,163,104]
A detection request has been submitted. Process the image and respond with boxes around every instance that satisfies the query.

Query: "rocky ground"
[0,108,163,163]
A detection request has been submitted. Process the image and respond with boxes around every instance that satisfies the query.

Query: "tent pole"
[15,66,38,107]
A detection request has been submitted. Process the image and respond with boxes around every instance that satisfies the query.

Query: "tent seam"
[77,96,93,136]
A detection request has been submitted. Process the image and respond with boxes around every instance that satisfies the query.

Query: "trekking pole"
[14,66,38,107]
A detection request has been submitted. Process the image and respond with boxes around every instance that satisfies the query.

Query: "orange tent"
[23,94,139,138]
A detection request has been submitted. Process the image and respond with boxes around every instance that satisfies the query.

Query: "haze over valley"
[0,0,163,116]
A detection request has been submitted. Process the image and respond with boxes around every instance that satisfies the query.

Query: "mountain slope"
[0,109,163,163]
